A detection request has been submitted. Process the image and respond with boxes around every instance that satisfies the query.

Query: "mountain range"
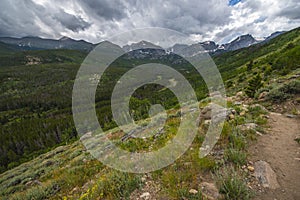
[0,31,285,57]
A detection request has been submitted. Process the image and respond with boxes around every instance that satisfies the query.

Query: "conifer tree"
[245,74,263,97]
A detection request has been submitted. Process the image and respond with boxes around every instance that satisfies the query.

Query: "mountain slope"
[0,36,95,52]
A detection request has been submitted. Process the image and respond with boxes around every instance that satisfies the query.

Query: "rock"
[254,161,280,189]
[238,123,258,131]
[189,189,198,194]
[240,111,246,116]
[234,101,243,106]
[241,106,249,112]
[247,166,255,172]
[201,103,228,122]
[25,180,42,187]
[204,120,211,125]
[258,92,268,100]
[256,131,263,136]
[140,192,150,199]
[229,114,235,120]
[236,91,244,98]
[285,114,297,118]
[200,182,220,199]
[42,159,54,167]
[25,181,33,186]
[71,187,79,193]
[210,91,222,98]
[250,104,268,112]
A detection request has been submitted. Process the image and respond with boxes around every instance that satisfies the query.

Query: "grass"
[215,167,252,200]
[78,171,142,200]
[177,188,203,199]
[224,148,247,166]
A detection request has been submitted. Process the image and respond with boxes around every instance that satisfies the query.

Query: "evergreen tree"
[245,74,263,97]
[247,60,254,71]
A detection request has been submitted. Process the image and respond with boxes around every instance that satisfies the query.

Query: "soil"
[250,112,300,200]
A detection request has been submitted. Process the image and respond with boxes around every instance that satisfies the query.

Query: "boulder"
[254,160,280,189]
[201,103,232,122]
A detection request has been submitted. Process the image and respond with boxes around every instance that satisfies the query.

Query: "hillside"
[0,27,299,199]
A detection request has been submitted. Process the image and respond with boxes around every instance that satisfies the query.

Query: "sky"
[0,0,299,44]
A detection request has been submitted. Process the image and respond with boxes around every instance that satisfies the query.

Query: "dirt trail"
[250,112,300,200]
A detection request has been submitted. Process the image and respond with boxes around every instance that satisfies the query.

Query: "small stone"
[256,131,263,136]
[200,182,220,199]
[236,91,244,97]
[234,101,242,106]
[189,189,198,194]
[140,192,150,199]
[286,114,297,118]
[229,114,235,120]
[240,111,246,116]
[71,187,79,193]
[247,166,255,172]
[258,92,268,100]
[141,177,147,182]
[204,120,211,125]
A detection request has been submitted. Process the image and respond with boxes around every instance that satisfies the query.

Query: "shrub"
[229,132,246,150]
[80,171,142,200]
[215,167,252,200]
[267,80,300,103]
[224,148,247,166]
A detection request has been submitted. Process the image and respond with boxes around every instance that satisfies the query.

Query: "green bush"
[229,132,246,150]
[267,80,300,103]
[216,167,252,200]
[81,171,142,200]
[224,148,247,166]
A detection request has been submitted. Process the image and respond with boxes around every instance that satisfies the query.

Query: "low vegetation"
[0,27,299,199]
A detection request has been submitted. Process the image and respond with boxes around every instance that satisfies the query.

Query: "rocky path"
[250,112,300,200]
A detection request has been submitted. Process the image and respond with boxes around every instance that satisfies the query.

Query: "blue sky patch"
[229,0,242,6]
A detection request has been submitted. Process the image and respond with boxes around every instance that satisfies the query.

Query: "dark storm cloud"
[277,5,300,20]
[0,0,42,37]
[53,9,91,32]
[0,0,299,43]
[77,0,127,20]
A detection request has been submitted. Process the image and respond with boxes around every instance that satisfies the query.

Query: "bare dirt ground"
[250,112,300,200]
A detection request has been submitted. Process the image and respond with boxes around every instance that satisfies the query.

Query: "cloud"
[53,9,91,32]
[77,0,127,20]
[0,0,299,44]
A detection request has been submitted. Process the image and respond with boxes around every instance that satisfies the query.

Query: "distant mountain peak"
[59,36,73,41]
[264,31,285,42]
[122,41,162,52]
